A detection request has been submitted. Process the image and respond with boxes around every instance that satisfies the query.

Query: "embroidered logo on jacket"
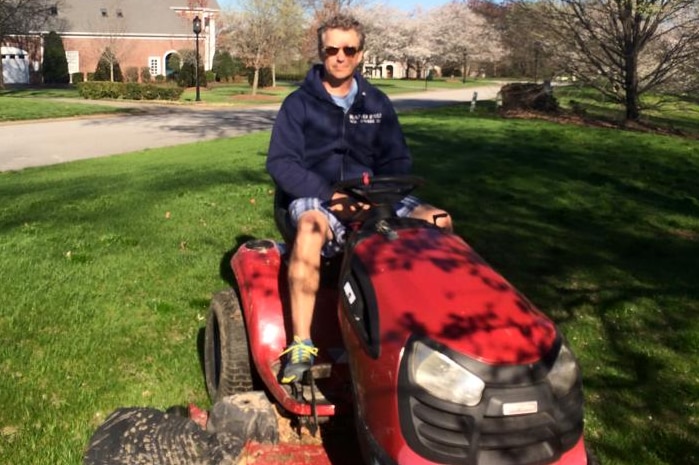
[349,112,382,124]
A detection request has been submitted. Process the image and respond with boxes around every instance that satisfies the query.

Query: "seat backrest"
[273,188,296,245]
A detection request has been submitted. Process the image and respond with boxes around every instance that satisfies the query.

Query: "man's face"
[321,28,363,83]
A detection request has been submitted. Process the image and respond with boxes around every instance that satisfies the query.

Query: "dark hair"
[316,14,365,57]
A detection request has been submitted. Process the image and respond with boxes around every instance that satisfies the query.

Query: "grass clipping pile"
[499,82,560,116]
[83,392,333,465]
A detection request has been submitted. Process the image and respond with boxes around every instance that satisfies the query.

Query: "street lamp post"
[462,49,468,84]
[533,41,542,84]
[193,16,202,102]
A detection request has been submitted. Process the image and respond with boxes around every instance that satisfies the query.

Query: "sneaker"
[279,336,318,384]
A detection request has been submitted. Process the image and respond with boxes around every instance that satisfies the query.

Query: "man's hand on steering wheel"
[328,192,369,221]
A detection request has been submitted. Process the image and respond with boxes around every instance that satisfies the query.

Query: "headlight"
[546,343,580,396]
[410,341,485,406]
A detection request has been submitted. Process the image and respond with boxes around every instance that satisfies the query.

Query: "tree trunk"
[252,67,259,96]
[272,62,276,88]
[624,49,640,121]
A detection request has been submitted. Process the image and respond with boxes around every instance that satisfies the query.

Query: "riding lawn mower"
[203,175,595,465]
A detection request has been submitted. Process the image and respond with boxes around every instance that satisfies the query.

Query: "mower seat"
[273,188,296,245]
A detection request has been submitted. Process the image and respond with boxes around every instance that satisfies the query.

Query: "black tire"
[586,446,601,465]
[204,289,254,402]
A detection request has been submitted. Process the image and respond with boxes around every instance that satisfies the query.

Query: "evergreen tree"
[42,31,69,84]
[176,49,206,88]
[166,54,181,82]
[212,50,235,82]
[94,48,123,82]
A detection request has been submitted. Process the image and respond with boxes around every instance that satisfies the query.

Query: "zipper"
[340,108,348,181]
[337,87,365,182]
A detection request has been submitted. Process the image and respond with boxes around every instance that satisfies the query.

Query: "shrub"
[94,48,123,82]
[275,72,305,83]
[42,31,70,84]
[140,67,152,83]
[212,50,236,82]
[205,70,216,84]
[155,75,166,83]
[124,82,143,100]
[441,62,463,78]
[76,82,184,101]
[247,67,272,88]
[77,81,123,99]
[86,72,96,82]
[71,72,84,84]
[176,49,207,88]
[125,67,139,83]
[167,54,181,83]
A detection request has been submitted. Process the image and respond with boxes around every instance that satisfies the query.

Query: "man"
[266,14,452,384]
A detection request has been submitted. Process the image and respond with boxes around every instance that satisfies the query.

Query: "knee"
[411,206,453,232]
[434,211,453,232]
[292,212,330,259]
[295,211,329,242]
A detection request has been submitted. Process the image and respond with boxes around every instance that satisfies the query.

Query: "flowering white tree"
[353,5,436,78]
[352,4,411,76]
[429,1,504,79]
[222,0,304,94]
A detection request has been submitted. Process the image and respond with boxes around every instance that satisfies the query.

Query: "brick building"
[1,0,220,84]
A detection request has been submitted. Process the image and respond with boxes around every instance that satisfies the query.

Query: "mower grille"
[398,343,584,465]
[404,385,583,465]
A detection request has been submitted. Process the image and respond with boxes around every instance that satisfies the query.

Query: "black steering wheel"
[333,174,424,207]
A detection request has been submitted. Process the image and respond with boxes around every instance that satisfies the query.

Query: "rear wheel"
[204,289,254,402]
[586,446,601,465]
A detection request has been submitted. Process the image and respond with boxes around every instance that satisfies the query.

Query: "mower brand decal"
[343,282,357,305]
[503,401,538,416]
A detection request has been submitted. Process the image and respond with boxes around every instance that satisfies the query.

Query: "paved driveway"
[0,84,501,172]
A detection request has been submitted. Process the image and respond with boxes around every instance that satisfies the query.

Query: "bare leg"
[410,204,453,232]
[287,210,330,340]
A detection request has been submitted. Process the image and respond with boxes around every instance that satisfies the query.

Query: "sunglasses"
[324,46,360,57]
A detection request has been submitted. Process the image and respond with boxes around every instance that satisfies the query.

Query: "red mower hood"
[352,227,558,365]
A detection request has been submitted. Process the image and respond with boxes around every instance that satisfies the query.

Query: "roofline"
[27,30,202,40]
[170,7,219,13]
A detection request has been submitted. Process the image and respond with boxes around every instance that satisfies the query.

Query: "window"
[149,57,160,76]
[116,9,123,17]
[66,51,79,75]
[100,8,107,17]
[49,6,58,15]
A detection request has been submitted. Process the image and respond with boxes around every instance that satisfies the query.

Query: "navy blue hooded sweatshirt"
[266,64,412,202]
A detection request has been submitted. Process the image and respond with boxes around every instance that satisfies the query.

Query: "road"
[0,84,501,172]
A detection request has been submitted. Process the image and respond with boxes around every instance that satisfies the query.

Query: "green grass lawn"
[0,96,128,121]
[1,104,698,464]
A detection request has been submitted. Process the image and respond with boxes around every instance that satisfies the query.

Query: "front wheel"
[204,289,254,402]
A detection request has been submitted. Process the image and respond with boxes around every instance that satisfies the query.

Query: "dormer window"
[100,8,108,17]
[116,9,123,18]
[49,5,58,15]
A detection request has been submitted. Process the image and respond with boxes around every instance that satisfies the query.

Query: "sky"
[216,0,450,13]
